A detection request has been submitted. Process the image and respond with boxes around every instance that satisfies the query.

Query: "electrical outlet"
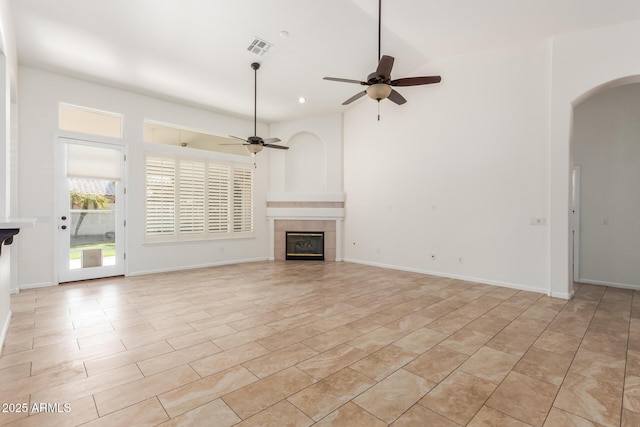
[530,217,547,226]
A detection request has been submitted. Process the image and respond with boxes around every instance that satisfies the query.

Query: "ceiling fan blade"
[229,135,249,142]
[323,77,367,85]
[342,91,367,105]
[262,137,281,144]
[376,55,395,80]
[390,76,441,87]
[263,143,289,150]
[387,89,407,105]
[220,143,249,146]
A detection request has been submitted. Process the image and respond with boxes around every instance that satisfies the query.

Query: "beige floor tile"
[81,397,168,427]
[159,365,257,417]
[165,324,236,350]
[569,349,626,388]
[222,366,315,419]
[0,362,31,383]
[354,369,434,424]
[288,367,375,421]
[302,326,361,353]
[212,325,277,350]
[155,399,241,427]
[94,364,200,416]
[554,373,622,427]
[458,346,520,384]
[420,370,495,425]
[31,363,142,404]
[624,375,640,412]
[83,340,172,376]
[350,344,417,381]
[628,350,640,377]
[486,327,537,357]
[295,344,367,380]
[243,342,318,378]
[394,327,447,354]
[347,326,406,353]
[439,328,492,355]
[487,371,557,426]
[313,402,386,427]
[3,262,634,427]
[404,345,468,383]
[391,404,457,426]
[468,405,531,426]
[543,407,605,426]
[235,400,313,427]
[579,330,628,358]
[137,341,221,376]
[190,341,270,377]
[1,395,97,427]
[513,347,573,386]
[622,409,640,427]
[534,330,582,356]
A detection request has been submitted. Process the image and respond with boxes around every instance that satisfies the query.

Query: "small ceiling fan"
[229,62,289,154]
[323,0,441,110]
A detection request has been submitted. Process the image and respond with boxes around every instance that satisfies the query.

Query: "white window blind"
[233,166,254,233]
[208,164,230,233]
[145,157,176,236]
[179,160,206,234]
[144,154,253,242]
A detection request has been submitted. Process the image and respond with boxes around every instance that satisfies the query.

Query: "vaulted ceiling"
[10,0,640,123]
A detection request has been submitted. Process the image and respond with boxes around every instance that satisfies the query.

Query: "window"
[145,154,254,242]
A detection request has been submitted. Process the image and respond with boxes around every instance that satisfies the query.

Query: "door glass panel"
[68,178,117,270]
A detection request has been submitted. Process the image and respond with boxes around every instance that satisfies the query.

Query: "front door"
[58,138,125,282]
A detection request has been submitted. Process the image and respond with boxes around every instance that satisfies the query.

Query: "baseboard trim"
[0,310,12,356]
[129,257,269,277]
[577,278,640,291]
[342,258,549,296]
[19,282,55,291]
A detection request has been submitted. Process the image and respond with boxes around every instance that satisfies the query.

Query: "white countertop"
[0,218,37,229]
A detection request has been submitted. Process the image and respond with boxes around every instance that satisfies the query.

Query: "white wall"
[549,19,640,298]
[18,67,271,289]
[0,0,19,352]
[573,83,640,288]
[269,114,344,197]
[343,40,552,293]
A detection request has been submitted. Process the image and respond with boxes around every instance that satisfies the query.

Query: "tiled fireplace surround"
[267,198,345,262]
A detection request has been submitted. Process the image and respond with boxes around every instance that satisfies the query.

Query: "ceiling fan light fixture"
[366,83,392,101]
[247,144,263,154]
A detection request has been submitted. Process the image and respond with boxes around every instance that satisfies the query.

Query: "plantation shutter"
[208,163,230,233]
[178,160,206,234]
[232,166,254,232]
[145,157,176,236]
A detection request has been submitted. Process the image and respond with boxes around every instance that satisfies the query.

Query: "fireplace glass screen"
[286,231,324,260]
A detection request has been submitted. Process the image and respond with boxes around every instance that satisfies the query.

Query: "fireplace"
[286,231,324,261]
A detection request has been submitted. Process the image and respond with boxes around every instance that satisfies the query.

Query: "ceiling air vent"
[247,37,272,56]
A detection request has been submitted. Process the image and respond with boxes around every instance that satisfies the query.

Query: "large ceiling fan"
[229,62,289,154]
[323,0,441,108]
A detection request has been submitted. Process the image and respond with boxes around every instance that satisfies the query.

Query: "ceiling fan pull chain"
[378,100,381,121]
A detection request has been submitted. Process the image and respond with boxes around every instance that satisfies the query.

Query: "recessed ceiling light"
[279,30,289,38]
[298,96,306,104]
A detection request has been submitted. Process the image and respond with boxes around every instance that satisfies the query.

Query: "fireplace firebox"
[286,231,324,261]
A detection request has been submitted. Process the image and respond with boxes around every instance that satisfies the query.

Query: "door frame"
[55,136,128,284]
[572,165,581,283]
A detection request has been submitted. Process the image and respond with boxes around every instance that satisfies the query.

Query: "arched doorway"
[571,82,640,291]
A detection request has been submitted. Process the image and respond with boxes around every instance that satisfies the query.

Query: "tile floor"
[0,261,638,426]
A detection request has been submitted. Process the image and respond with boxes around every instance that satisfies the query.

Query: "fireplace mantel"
[0,218,36,256]
[266,193,345,262]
